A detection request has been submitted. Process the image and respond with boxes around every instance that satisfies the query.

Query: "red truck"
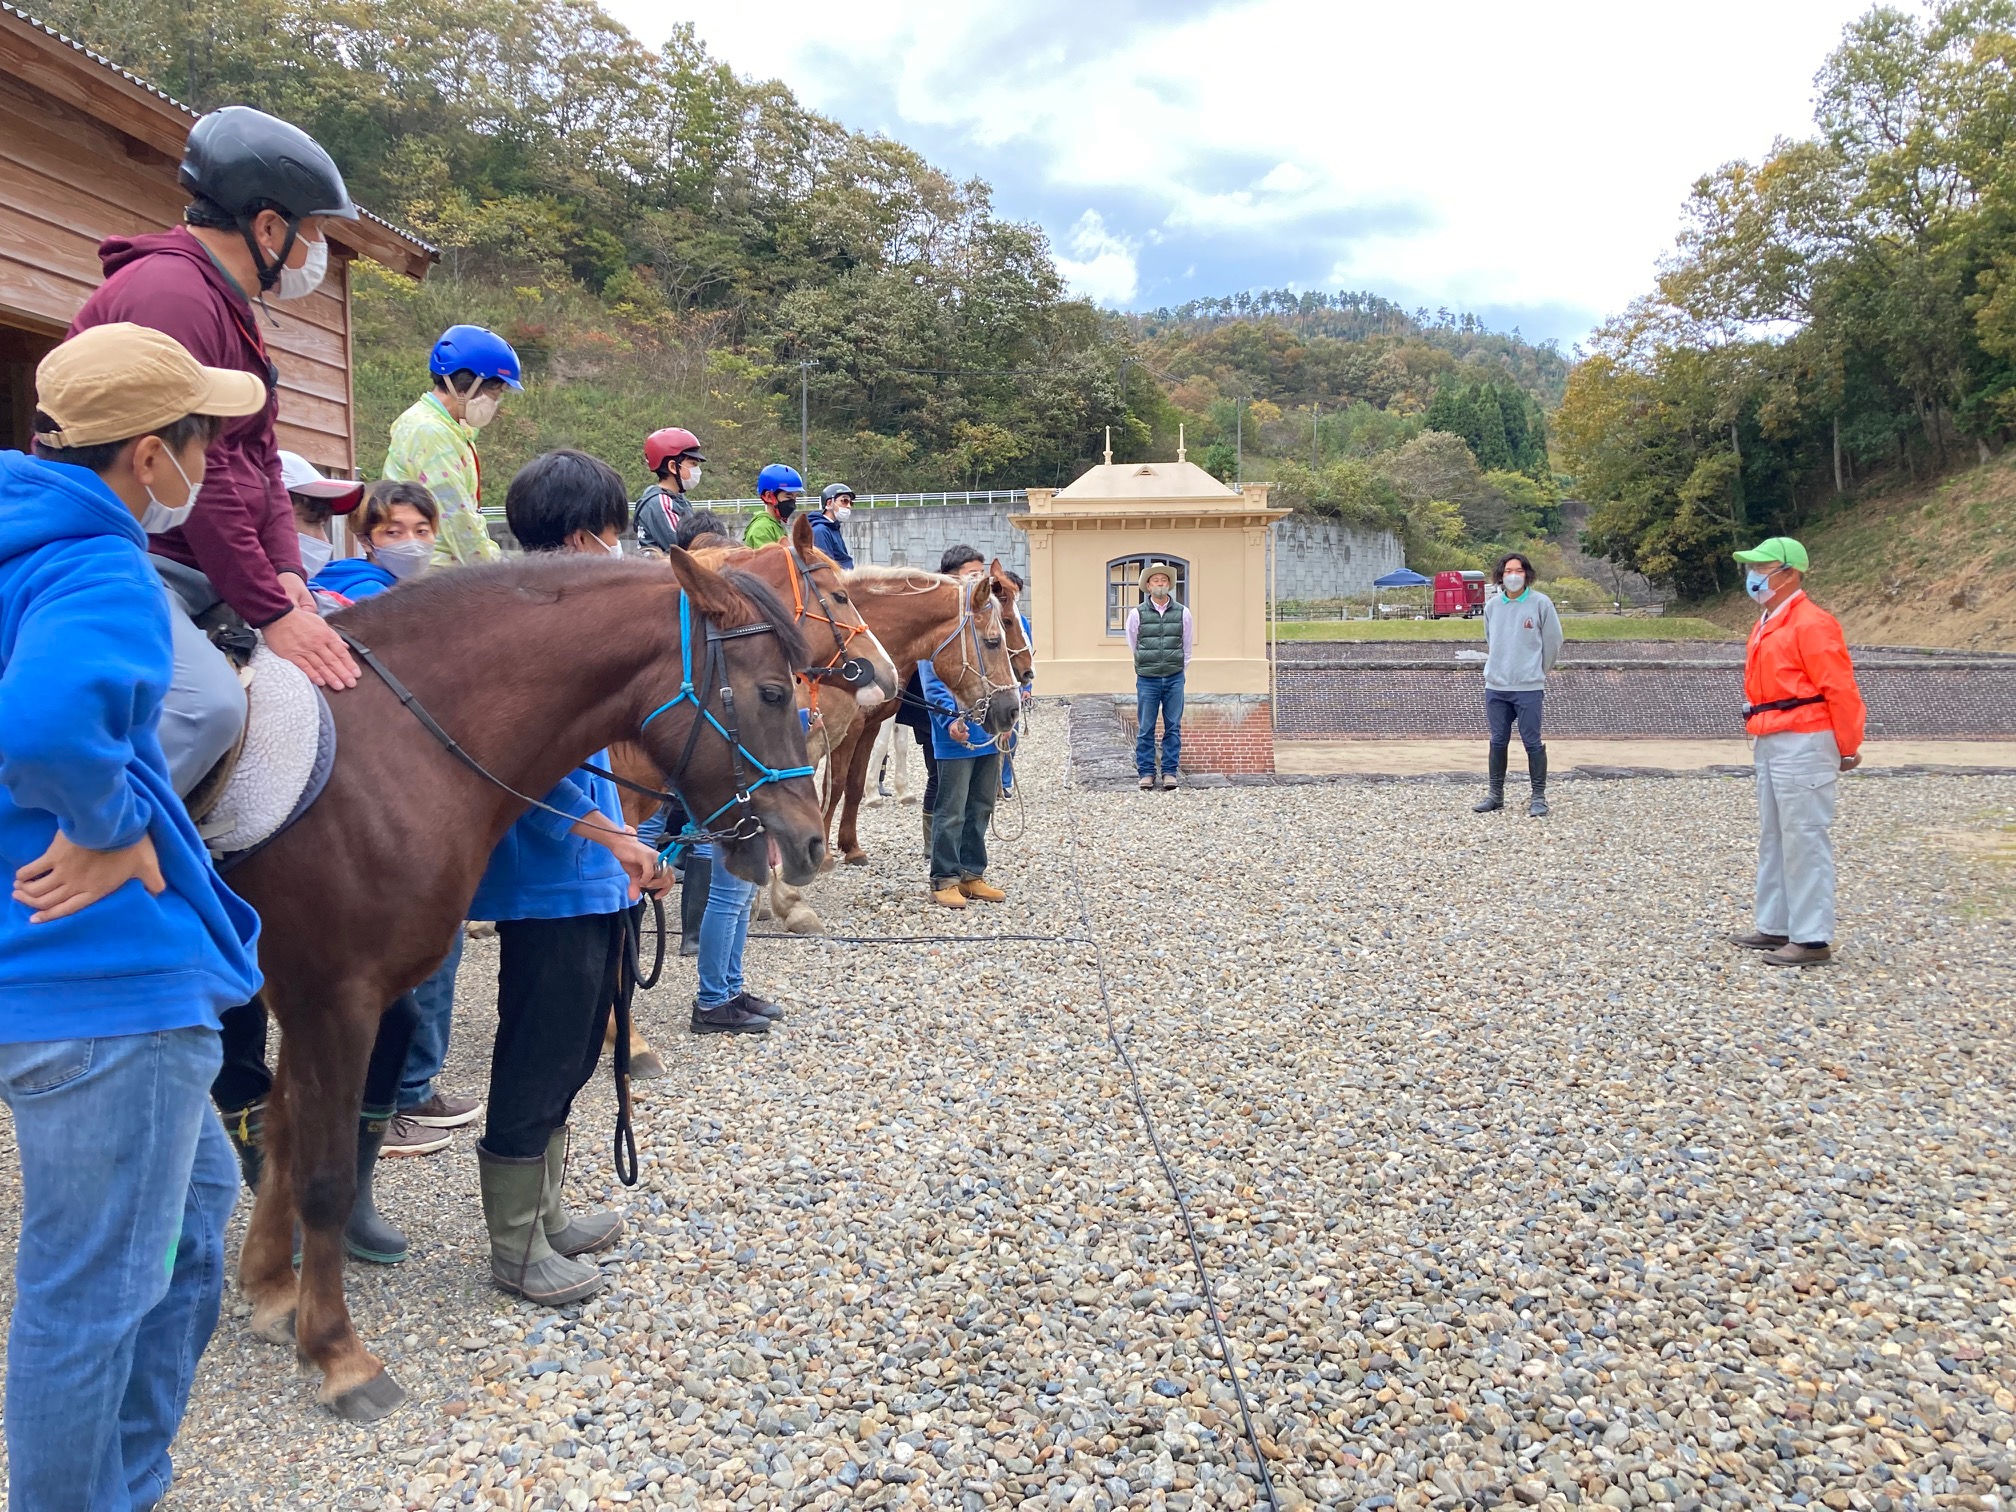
[1432,570,1487,618]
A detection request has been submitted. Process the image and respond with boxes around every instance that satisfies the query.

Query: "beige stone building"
[1011,449,1288,772]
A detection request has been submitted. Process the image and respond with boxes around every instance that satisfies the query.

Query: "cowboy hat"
[1136,562,1178,591]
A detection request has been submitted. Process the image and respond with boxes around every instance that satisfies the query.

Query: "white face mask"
[297,533,334,575]
[680,463,702,490]
[273,235,328,301]
[595,533,622,559]
[1503,572,1526,595]
[370,538,432,581]
[834,504,853,524]
[139,447,201,534]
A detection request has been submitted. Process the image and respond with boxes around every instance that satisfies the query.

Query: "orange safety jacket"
[1742,591,1866,758]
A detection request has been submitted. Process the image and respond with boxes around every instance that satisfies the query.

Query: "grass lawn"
[1273,616,1739,642]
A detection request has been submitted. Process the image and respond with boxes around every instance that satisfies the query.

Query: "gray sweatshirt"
[1482,588,1564,691]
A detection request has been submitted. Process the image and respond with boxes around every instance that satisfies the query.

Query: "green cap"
[1733,536,1809,572]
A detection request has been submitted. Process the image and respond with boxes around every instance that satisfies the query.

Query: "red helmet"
[644,427,705,474]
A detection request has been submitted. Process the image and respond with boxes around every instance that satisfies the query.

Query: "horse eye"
[831,591,849,603]
[759,684,789,705]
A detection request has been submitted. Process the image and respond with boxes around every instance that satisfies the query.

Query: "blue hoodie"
[311,555,397,602]
[0,451,262,1041]
[467,753,630,922]
[918,659,999,760]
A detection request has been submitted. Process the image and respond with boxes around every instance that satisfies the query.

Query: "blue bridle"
[639,591,817,854]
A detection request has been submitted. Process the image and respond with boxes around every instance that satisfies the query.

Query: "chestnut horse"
[226,549,825,1418]
[825,562,1025,866]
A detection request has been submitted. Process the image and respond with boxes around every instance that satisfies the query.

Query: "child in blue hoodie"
[1,324,265,1510]
[470,450,671,1309]
[310,479,440,603]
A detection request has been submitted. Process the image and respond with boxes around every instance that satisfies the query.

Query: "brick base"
[1117,693,1276,774]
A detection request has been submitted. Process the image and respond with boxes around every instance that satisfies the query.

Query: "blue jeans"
[1136,673,1185,776]
[1,1026,237,1511]
[397,929,465,1112]
[929,752,1001,886]
[1485,688,1545,752]
[696,846,757,1008]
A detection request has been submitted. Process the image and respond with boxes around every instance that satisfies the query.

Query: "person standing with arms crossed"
[1127,564,1191,791]
[1727,537,1866,968]
[1473,552,1563,817]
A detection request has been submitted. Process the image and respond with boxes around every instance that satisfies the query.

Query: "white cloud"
[1052,210,1139,306]
[606,0,1889,342]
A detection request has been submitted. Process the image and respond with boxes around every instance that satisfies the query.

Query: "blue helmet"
[756,463,804,496]
[429,325,523,389]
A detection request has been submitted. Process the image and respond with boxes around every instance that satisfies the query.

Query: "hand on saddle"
[263,607,361,690]
[13,830,165,923]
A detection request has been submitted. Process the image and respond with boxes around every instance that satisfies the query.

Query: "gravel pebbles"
[3,707,2015,1512]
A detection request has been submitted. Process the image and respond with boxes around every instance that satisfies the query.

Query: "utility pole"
[1312,401,1320,472]
[1235,397,1244,487]
[799,360,820,476]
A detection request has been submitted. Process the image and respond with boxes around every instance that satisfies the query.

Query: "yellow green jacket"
[742,511,786,550]
[384,393,503,566]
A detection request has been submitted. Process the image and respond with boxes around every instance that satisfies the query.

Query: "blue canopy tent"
[1373,566,1431,618]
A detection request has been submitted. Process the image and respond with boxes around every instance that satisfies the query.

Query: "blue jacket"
[311,555,396,602]
[918,659,998,760]
[808,513,854,570]
[468,752,630,921]
[0,451,262,1041]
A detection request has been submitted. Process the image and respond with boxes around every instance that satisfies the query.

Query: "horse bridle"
[783,546,879,694]
[927,585,1014,727]
[637,590,817,849]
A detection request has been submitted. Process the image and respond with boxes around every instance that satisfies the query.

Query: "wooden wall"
[0,68,359,473]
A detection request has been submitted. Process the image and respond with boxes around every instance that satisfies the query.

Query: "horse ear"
[967,572,993,615]
[789,511,816,554]
[664,544,747,624]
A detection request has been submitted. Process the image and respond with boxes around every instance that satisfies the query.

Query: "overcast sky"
[603,0,1886,348]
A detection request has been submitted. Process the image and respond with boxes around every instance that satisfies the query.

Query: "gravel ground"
[4,708,2016,1512]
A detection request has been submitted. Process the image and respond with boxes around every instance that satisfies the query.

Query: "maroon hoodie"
[69,227,303,626]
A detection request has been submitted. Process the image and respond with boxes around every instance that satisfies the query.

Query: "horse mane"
[843,564,956,588]
[332,555,805,667]
[716,568,808,669]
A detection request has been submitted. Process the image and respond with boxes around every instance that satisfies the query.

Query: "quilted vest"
[1134,597,1186,677]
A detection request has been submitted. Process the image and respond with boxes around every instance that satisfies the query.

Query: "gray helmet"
[821,482,856,506]
[180,106,356,290]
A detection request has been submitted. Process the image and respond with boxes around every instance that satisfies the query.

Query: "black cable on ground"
[1055,770,1283,1508]
[749,931,1089,944]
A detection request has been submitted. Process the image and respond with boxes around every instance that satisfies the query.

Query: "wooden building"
[0,3,433,468]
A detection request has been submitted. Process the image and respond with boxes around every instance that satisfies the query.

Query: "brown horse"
[227,549,825,1418]
[823,561,1024,866]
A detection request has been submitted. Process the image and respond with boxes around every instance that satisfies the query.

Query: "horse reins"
[334,592,814,1186]
[925,588,1015,729]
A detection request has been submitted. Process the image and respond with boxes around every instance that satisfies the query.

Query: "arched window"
[1106,554,1190,635]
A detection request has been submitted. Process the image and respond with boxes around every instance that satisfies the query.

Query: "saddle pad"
[203,646,331,861]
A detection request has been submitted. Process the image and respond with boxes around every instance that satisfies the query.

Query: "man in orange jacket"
[1727,537,1866,967]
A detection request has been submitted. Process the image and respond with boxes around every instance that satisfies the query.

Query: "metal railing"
[480,488,1026,525]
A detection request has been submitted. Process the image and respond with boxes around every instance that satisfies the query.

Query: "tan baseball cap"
[35,323,267,449]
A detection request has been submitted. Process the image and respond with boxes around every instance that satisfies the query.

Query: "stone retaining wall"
[1114,693,1277,775]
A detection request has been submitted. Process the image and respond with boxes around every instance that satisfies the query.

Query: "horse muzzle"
[984,689,1021,735]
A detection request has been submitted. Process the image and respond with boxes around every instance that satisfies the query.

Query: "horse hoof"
[249,1308,297,1347]
[629,1049,668,1081]
[818,851,837,873]
[325,1370,407,1421]
[842,852,869,867]
[783,908,824,935]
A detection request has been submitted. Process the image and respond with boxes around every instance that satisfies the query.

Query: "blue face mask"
[1745,568,1776,604]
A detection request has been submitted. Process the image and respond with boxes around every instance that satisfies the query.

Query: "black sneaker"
[690,999,771,1035]
[736,990,787,1023]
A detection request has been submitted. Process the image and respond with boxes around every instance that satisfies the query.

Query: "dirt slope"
[1692,454,2016,649]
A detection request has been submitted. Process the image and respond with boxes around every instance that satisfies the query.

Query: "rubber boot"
[679,857,710,957]
[477,1142,606,1304]
[1528,745,1550,817]
[1473,746,1507,813]
[344,1113,409,1264]
[219,1097,265,1193]
[541,1126,624,1258]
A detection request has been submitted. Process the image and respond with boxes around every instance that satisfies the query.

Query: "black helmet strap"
[237,206,300,294]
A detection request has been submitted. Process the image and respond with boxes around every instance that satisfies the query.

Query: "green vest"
[1134,598,1186,677]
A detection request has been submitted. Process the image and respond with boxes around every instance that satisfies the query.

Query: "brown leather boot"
[1728,930,1790,951]
[960,877,1006,902]
[931,884,969,908]
[1763,942,1832,967]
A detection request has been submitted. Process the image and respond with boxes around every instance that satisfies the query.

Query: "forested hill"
[32,0,1566,514]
